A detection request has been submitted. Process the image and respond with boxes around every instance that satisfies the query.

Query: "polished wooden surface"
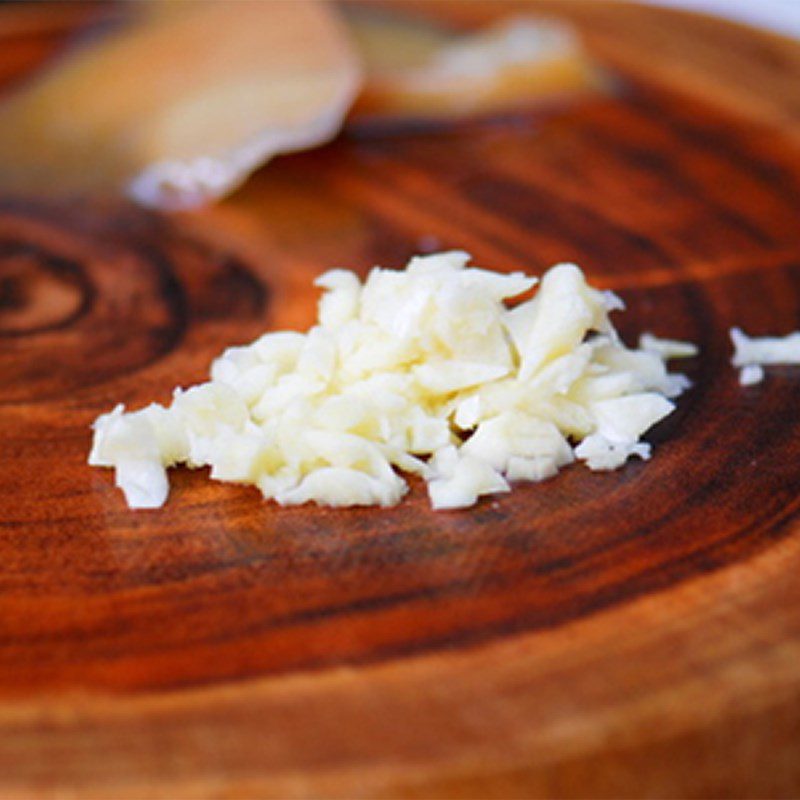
[1,2,800,796]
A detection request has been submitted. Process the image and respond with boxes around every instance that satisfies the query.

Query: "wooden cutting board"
[1,2,800,796]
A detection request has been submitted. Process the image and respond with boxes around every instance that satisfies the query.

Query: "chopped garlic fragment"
[731,327,800,367]
[639,332,699,360]
[428,448,510,510]
[89,253,695,511]
[738,364,765,386]
[730,326,800,385]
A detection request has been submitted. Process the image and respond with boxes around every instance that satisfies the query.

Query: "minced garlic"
[89,252,695,511]
[731,327,800,385]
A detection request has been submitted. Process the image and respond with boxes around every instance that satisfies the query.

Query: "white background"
[639,0,800,39]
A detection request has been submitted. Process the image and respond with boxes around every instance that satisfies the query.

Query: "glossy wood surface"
[1,2,800,796]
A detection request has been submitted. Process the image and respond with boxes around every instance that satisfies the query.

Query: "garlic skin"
[89,253,695,511]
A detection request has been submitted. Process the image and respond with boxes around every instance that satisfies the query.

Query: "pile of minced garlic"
[89,252,697,510]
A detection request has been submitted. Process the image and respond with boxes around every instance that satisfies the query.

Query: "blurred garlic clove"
[346,10,601,122]
[0,0,362,210]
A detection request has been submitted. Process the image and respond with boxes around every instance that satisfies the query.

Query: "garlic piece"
[89,253,695,511]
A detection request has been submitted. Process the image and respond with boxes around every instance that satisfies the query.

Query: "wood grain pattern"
[1,1,800,796]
